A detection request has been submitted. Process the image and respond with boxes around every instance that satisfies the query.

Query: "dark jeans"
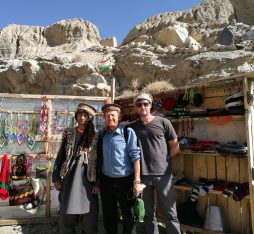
[142,173,181,234]
[100,174,134,234]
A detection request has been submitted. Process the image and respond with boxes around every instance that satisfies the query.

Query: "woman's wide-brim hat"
[76,103,97,117]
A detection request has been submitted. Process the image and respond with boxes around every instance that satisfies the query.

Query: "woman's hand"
[54,181,62,191]
[91,185,100,194]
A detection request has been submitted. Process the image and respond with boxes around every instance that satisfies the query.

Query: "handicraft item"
[27,114,37,151]
[39,96,48,135]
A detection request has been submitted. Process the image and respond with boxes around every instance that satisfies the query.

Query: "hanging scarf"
[0,155,10,200]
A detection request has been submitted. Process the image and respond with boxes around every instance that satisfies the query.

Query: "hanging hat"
[0,155,10,200]
[75,103,97,119]
[177,93,189,107]
[101,103,122,113]
[194,93,203,107]
[134,93,153,104]
[152,97,163,110]
[163,97,176,110]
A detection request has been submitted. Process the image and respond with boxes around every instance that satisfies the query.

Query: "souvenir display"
[0,113,8,148]
[0,155,10,200]
[152,96,163,110]
[9,180,36,206]
[16,113,25,145]
[39,96,48,135]
[9,112,16,143]
[35,155,48,180]
[11,154,29,181]
[27,114,37,151]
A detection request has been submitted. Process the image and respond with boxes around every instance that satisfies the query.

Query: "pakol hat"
[134,93,153,104]
[101,103,122,113]
[75,103,97,117]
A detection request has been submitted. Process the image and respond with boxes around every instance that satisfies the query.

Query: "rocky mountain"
[0,0,254,97]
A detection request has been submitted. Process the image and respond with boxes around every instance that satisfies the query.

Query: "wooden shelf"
[178,149,247,158]
[180,224,229,234]
[174,185,250,199]
[167,114,244,121]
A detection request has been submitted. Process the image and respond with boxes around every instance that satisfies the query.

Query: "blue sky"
[0,0,203,44]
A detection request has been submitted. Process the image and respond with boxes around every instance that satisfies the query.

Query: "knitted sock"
[190,186,199,202]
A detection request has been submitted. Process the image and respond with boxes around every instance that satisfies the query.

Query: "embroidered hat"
[101,103,122,113]
[134,93,153,104]
[76,103,97,117]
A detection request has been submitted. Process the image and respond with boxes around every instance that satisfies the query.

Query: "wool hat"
[194,93,203,107]
[101,103,122,113]
[163,97,176,110]
[75,103,97,117]
[134,93,153,104]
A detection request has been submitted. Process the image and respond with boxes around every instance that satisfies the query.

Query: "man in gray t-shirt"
[130,93,181,234]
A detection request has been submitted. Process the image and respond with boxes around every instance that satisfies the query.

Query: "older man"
[130,93,181,234]
[97,103,142,234]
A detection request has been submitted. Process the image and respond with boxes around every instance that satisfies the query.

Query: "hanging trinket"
[9,112,17,143]
[39,96,48,135]
[16,113,25,145]
[27,114,37,151]
[0,113,7,148]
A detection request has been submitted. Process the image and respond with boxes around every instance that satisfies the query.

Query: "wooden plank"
[228,198,242,233]
[172,154,184,175]
[193,155,208,217]
[226,157,240,182]
[216,156,226,180]
[192,155,207,181]
[202,96,225,109]
[207,156,216,180]
[243,77,254,233]
[240,158,249,183]
[226,157,242,232]
[0,217,57,225]
[0,92,111,101]
[183,154,193,181]
[204,86,243,98]
[241,200,251,234]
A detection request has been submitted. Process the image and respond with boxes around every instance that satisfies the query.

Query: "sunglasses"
[136,102,150,108]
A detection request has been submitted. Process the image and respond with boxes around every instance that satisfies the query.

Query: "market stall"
[0,93,110,224]
[115,77,254,234]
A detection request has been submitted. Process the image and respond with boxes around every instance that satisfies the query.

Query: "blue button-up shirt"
[102,123,140,178]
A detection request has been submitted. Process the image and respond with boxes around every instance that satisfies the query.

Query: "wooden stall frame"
[116,76,254,233]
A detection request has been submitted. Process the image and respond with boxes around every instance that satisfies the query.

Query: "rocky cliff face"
[0,0,254,97]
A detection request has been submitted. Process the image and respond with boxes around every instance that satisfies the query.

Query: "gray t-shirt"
[130,116,177,175]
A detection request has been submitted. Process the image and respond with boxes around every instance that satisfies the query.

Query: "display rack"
[115,77,254,234]
[0,93,110,224]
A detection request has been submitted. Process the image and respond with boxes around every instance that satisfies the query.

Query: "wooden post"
[243,77,254,232]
